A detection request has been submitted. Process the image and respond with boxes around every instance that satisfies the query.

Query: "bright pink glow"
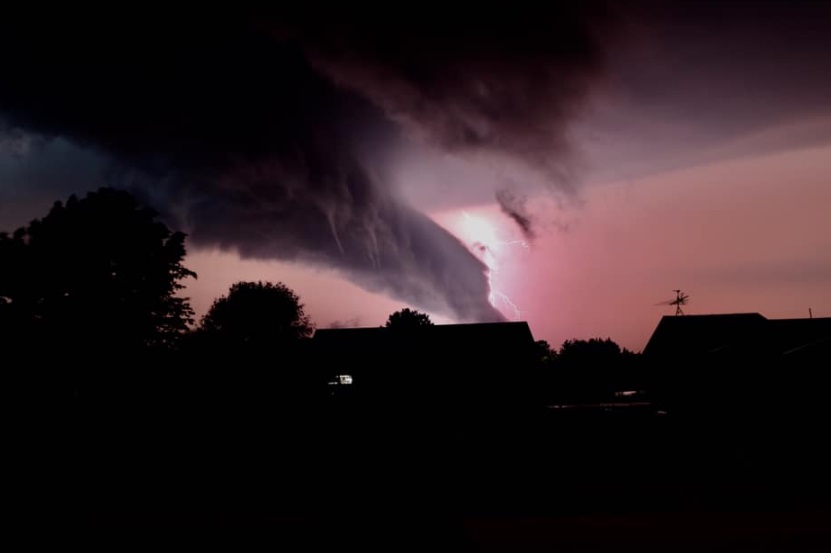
[184,251,415,329]
[427,143,831,351]
[433,209,529,320]
[180,144,831,352]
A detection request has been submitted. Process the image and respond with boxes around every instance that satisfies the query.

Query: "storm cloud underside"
[0,7,615,321]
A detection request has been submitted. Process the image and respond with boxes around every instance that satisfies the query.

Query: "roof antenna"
[669,289,689,316]
[809,307,813,319]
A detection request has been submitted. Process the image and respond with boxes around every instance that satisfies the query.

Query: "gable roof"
[643,313,767,357]
[766,317,831,357]
[314,321,534,345]
[312,321,536,367]
[643,313,831,359]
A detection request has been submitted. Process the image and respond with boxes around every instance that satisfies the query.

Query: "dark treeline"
[4,189,831,544]
[1,190,323,519]
[0,188,644,410]
[535,337,645,404]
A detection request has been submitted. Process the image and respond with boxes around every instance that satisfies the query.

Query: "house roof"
[314,320,534,345]
[312,321,537,366]
[766,317,831,357]
[643,313,831,359]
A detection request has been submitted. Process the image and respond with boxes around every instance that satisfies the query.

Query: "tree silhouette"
[543,337,644,403]
[198,281,314,351]
[0,188,196,355]
[558,337,623,363]
[384,308,433,330]
[533,340,558,366]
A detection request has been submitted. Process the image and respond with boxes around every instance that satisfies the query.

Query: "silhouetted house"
[312,321,540,418]
[310,322,542,506]
[766,317,831,362]
[643,313,831,415]
[644,313,831,363]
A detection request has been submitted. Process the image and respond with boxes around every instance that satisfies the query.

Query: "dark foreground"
[78,512,831,552]
[18,366,831,551]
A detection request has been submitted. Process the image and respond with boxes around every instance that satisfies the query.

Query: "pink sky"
[2,4,829,353]
[184,143,831,352]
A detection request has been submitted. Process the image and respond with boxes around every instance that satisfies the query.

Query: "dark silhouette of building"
[644,312,831,379]
[312,321,540,415]
[644,313,769,359]
[309,321,543,511]
[643,312,831,419]
[644,312,831,361]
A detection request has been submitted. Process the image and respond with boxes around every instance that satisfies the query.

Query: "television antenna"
[655,289,689,315]
[668,289,689,316]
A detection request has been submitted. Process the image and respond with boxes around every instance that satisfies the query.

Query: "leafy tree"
[384,307,433,330]
[533,339,558,366]
[198,281,314,350]
[0,188,196,354]
[558,337,622,363]
[546,337,643,403]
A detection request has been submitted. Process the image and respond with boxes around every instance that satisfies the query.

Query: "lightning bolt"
[461,212,525,321]
[488,272,522,320]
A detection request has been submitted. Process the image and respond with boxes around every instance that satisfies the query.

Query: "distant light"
[336,374,353,385]
[614,390,639,397]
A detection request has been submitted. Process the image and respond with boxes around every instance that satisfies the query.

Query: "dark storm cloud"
[580,0,831,183]
[0,136,109,229]
[0,5,617,321]
[285,3,618,185]
[495,188,535,241]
